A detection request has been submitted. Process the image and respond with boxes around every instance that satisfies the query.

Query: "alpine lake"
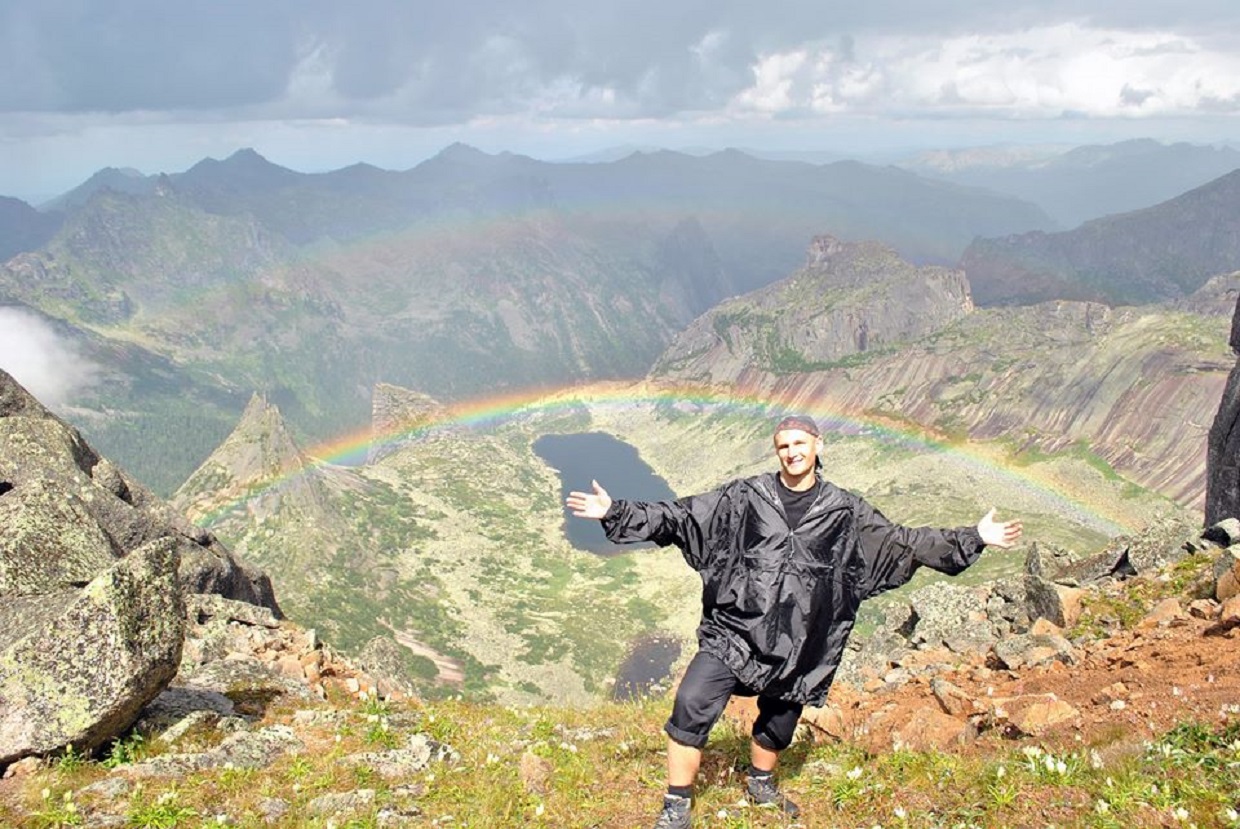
[533,432,684,700]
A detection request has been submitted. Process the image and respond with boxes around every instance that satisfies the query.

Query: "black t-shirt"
[776,477,821,529]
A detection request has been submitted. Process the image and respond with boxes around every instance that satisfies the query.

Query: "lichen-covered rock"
[0,368,280,614]
[0,477,120,595]
[1025,575,1084,628]
[0,538,185,765]
[907,582,992,651]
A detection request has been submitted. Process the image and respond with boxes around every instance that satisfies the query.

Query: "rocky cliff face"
[961,168,1240,307]
[652,239,1239,510]
[654,236,975,379]
[1207,294,1240,524]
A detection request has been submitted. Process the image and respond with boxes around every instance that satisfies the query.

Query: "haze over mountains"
[2,136,1238,700]
[0,140,1056,491]
[0,137,1236,495]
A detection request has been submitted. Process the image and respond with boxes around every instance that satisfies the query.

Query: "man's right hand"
[566,480,612,519]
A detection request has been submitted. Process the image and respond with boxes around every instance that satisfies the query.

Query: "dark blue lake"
[533,432,678,554]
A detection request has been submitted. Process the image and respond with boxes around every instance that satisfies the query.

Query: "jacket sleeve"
[599,489,729,571]
[853,496,986,599]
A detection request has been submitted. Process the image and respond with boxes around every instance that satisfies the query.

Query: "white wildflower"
[1089,749,1103,770]
[1096,801,1109,814]
[1173,806,1189,821]
[534,803,544,817]
[847,766,863,780]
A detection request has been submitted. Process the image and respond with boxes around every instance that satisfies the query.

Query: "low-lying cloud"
[0,307,97,408]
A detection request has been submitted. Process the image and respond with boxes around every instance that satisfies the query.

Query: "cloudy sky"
[2,0,1240,200]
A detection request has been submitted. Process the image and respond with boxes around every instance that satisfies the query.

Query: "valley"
[2,141,1233,708]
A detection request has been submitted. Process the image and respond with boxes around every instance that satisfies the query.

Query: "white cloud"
[727,23,1240,120]
[0,307,97,407]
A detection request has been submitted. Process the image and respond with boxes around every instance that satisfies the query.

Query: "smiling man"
[567,413,1022,828]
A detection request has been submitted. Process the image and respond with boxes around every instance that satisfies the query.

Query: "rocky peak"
[173,393,321,525]
[1,368,279,768]
[368,383,450,463]
[805,234,848,268]
[652,236,975,382]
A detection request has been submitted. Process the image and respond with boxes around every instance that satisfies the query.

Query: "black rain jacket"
[600,472,985,706]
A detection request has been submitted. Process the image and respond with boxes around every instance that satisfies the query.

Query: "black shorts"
[664,651,804,751]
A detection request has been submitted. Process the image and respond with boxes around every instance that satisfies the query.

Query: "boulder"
[891,706,976,751]
[1025,575,1084,628]
[1214,546,1240,601]
[907,582,993,652]
[0,539,184,765]
[989,693,1080,737]
[0,478,120,595]
[0,368,280,614]
[990,632,1077,671]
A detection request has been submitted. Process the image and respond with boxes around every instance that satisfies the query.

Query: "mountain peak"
[431,142,491,163]
[180,149,299,190]
[368,383,449,463]
[174,393,317,523]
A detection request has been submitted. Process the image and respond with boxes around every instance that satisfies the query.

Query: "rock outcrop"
[652,235,975,380]
[1207,294,1240,525]
[367,383,451,464]
[0,539,184,765]
[0,369,279,610]
[0,368,281,766]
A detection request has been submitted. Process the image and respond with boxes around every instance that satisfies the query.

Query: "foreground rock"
[0,540,184,765]
[0,368,278,609]
[0,368,282,766]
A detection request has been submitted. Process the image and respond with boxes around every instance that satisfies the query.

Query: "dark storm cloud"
[1,0,1237,122]
[0,0,302,112]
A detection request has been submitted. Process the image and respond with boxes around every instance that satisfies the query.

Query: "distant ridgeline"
[0,145,1052,493]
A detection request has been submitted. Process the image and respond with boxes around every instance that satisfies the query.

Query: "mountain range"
[2,138,1238,701]
[898,137,1240,229]
[0,142,1062,492]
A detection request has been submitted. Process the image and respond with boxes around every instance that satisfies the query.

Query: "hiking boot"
[745,774,801,817]
[652,794,692,828]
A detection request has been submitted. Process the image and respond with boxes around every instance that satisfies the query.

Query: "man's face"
[773,428,820,479]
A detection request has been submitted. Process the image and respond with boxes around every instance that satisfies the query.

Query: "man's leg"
[668,739,702,787]
[653,652,740,828]
[749,739,779,773]
[745,695,804,816]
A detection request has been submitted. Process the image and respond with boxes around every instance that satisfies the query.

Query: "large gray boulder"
[0,538,184,764]
[0,368,279,611]
[0,367,283,766]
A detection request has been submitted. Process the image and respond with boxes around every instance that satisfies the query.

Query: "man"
[567,414,1022,828]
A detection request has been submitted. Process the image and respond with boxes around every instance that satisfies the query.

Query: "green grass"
[6,692,1240,828]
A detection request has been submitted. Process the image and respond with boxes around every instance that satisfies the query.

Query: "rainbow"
[191,379,1133,536]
